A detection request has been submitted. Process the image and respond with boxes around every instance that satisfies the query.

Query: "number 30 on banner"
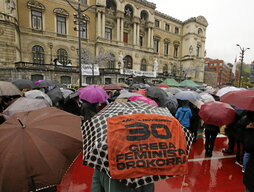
[125,122,172,141]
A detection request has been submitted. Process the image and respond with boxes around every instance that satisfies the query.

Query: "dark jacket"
[243,128,254,191]
[80,100,98,121]
[204,123,220,133]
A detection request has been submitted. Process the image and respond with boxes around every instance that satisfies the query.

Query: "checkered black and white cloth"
[81,101,193,188]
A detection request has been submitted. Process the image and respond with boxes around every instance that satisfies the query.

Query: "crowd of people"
[0,80,253,192]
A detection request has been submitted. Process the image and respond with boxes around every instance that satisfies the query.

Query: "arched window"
[106,0,116,15]
[32,45,44,64]
[57,48,68,65]
[123,55,132,69]
[108,54,115,69]
[31,74,43,82]
[163,64,168,72]
[61,76,71,84]
[198,28,203,35]
[124,4,133,18]
[140,58,147,71]
[140,10,148,25]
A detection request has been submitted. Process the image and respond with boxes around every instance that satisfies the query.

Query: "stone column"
[101,12,105,38]
[150,28,154,49]
[133,23,137,45]
[120,18,124,42]
[147,27,151,48]
[117,17,120,41]
[136,24,140,45]
[97,11,101,37]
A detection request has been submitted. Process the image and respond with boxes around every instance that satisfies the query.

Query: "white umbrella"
[199,92,215,103]
[24,90,52,106]
[216,86,244,97]
[117,90,142,99]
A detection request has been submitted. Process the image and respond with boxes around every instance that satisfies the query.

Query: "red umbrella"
[102,84,122,90]
[220,90,254,111]
[157,84,170,88]
[199,101,235,126]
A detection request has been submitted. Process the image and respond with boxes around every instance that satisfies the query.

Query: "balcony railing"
[15,62,79,73]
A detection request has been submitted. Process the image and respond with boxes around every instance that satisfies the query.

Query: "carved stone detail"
[53,8,69,16]
[27,0,45,11]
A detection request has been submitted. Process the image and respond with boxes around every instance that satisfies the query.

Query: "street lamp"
[65,0,103,87]
[236,44,250,88]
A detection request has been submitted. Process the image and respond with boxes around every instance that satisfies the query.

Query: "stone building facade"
[0,0,208,86]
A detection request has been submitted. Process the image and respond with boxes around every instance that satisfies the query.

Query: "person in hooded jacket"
[175,101,192,129]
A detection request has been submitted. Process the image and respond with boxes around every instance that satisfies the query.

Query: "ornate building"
[0,0,208,86]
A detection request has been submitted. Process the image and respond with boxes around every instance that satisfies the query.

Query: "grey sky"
[152,0,253,64]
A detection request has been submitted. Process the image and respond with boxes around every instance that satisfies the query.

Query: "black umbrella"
[36,80,60,88]
[146,86,168,107]
[46,87,63,106]
[12,79,35,90]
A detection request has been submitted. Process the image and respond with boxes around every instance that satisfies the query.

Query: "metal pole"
[78,3,82,87]
[238,50,243,88]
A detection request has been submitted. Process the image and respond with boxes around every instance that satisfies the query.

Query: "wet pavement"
[57,135,245,192]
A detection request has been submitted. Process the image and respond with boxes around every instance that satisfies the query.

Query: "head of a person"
[182,100,189,107]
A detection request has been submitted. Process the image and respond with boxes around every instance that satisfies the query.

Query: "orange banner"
[107,113,188,179]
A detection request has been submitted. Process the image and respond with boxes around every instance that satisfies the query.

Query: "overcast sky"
[151,0,253,64]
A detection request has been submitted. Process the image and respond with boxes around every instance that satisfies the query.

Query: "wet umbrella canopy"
[199,101,236,127]
[0,107,82,192]
[12,79,35,90]
[82,101,193,188]
[0,81,21,96]
[2,97,49,119]
[78,85,109,103]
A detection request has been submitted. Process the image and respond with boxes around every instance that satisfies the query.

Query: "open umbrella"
[164,87,182,95]
[36,80,60,88]
[78,85,109,103]
[2,97,49,119]
[24,90,52,106]
[216,86,243,97]
[117,90,142,99]
[116,83,129,88]
[146,86,168,106]
[199,92,215,103]
[12,79,35,90]
[102,84,122,90]
[0,81,21,96]
[220,89,254,111]
[46,87,64,106]
[128,95,158,106]
[82,101,193,188]
[175,91,202,101]
[198,101,235,127]
[0,107,82,192]
[157,84,170,88]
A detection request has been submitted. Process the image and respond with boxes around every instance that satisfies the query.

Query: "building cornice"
[154,11,183,25]
[131,0,156,9]
[183,16,208,27]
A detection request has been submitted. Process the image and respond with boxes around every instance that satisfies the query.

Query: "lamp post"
[219,67,223,88]
[65,0,103,87]
[236,44,250,88]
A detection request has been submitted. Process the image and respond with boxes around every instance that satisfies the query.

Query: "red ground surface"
[57,135,245,192]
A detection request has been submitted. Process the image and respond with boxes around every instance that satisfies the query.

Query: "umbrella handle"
[17,118,26,128]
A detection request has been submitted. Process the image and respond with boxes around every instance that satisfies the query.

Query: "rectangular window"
[80,21,87,39]
[80,0,87,4]
[140,36,143,47]
[164,43,169,55]
[123,32,128,43]
[165,24,170,31]
[105,27,112,40]
[175,27,179,34]
[154,40,159,53]
[31,10,42,30]
[57,16,66,35]
[155,20,160,28]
